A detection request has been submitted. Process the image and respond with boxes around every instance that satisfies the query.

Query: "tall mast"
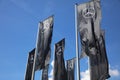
[75,4,81,80]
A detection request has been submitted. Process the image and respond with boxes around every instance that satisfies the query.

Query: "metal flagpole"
[31,24,40,80]
[31,45,36,80]
[75,4,80,80]
[31,50,36,80]
[24,52,29,80]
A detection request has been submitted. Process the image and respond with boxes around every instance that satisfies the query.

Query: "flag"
[41,64,49,80]
[53,38,67,80]
[66,58,75,80]
[88,30,110,80]
[77,0,101,58]
[25,48,35,80]
[97,30,110,79]
[34,15,54,70]
[76,0,110,79]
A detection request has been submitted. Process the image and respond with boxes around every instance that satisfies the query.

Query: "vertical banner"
[34,15,54,71]
[88,30,110,80]
[41,64,49,80]
[77,0,101,58]
[76,0,110,80]
[98,30,110,79]
[66,58,75,80]
[53,38,67,80]
[25,48,35,80]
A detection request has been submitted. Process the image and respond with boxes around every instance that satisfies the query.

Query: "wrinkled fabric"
[77,0,101,58]
[53,39,67,80]
[35,16,54,70]
[25,48,35,80]
[66,58,75,80]
[41,64,49,80]
[77,0,110,80]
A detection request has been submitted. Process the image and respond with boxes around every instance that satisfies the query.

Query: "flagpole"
[75,4,80,80]
[31,47,36,80]
[31,50,37,80]
[31,24,40,80]
[24,52,29,80]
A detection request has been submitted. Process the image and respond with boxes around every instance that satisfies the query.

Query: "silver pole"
[31,50,37,80]
[31,46,36,80]
[75,4,80,80]
[31,24,40,80]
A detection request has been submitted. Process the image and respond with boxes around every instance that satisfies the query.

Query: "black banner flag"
[77,0,101,58]
[76,0,110,80]
[66,58,75,80]
[41,64,49,80]
[88,30,110,80]
[34,16,54,70]
[98,30,110,79]
[25,48,35,80]
[53,38,67,80]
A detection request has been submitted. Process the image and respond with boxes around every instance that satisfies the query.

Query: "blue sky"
[0,0,120,80]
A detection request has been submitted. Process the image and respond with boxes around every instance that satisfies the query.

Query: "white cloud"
[49,77,53,80]
[81,69,90,80]
[51,60,54,67]
[81,65,120,80]
[109,68,120,77]
[48,60,54,80]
